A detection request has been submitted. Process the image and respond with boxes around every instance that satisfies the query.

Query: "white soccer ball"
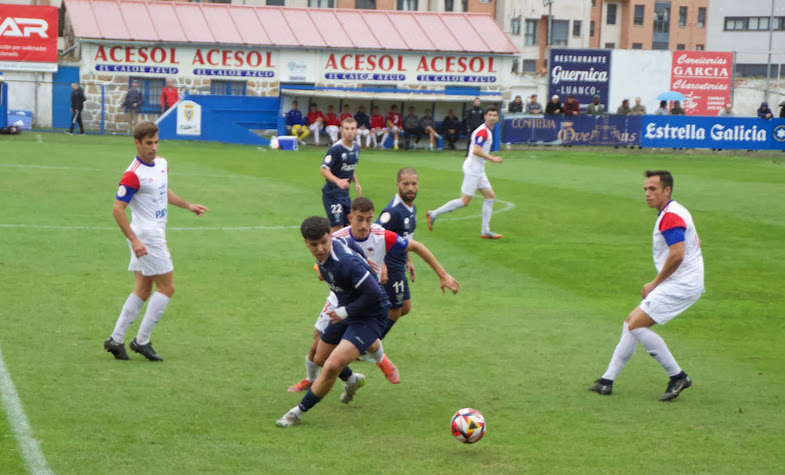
[450,408,486,444]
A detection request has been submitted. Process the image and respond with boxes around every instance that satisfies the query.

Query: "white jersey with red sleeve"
[463,123,492,175]
[333,223,408,280]
[115,156,169,243]
[652,200,704,288]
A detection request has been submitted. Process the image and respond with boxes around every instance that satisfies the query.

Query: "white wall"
[609,49,672,114]
[3,71,53,128]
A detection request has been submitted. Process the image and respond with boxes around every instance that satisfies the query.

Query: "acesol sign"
[0,4,58,71]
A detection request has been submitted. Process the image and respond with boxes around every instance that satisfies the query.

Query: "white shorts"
[128,239,173,276]
[639,282,703,324]
[461,172,491,196]
[326,125,339,133]
[314,292,338,333]
[385,126,400,133]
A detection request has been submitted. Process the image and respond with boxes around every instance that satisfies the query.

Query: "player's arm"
[327,263,386,323]
[112,200,146,258]
[642,217,687,297]
[351,171,362,195]
[405,239,459,294]
[471,132,502,163]
[320,164,350,190]
[406,251,416,282]
[167,189,209,216]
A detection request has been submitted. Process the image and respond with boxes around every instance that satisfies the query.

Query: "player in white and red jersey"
[383,105,402,149]
[104,122,209,362]
[426,106,504,239]
[589,170,704,401]
[288,197,459,392]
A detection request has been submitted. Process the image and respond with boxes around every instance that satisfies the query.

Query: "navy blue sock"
[338,366,353,381]
[380,318,397,339]
[297,389,322,412]
[670,371,687,381]
[599,378,614,386]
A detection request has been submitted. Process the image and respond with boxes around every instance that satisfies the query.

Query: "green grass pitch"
[0,133,784,474]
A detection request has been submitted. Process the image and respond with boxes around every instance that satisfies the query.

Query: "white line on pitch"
[0,347,53,475]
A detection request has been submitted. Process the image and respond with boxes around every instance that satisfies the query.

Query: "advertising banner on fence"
[0,4,58,72]
[641,116,785,150]
[503,115,640,147]
[670,51,733,116]
[176,100,201,136]
[548,49,611,112]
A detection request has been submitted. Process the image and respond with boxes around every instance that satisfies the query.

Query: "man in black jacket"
[68,82,87,135]
[123,80,145,134]
[441,109,461,150]
[465,98,485,152]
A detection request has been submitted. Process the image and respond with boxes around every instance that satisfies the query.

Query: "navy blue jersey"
[376,194,416,271]
[354,112,370,128]
[318,237,389,318]
[321,141,359,196]
[285,109,305,127]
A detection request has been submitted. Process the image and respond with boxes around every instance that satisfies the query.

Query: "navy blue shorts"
[322,192,351,228]
[384,269,410,310]
[321,314,387,353]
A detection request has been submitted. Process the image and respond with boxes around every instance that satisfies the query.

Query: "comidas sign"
[670,52,732,116]
[549,49,611,111]
[0,4,58,72]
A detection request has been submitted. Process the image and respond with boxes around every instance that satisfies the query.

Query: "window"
[696,44,704,50]
[724,16,785,31]
[445,0,454,11]
[604,42,615,48]
[632,43,643,49]
[698,7,706,28]
[511,57,519,73]
[522,60,538,74]
[525,19,538,46]
[211,80,246,96]
[552,20,569,46]
[652,41,669,50]
[266,0,285,5]
[676,44,685,50]
[355,0,376,8]
[654,7,670,33]
[572,20,582,37]
[679,7,687,27]
[634,5,644,26]
[511,16,521,35]
[309,0,334,6]
[129,77,165,114]
[607,3,617,25]
[591,0,596,6]
[480,0,491,3]
[590,20,595,37]
[462,0,467,12]
[398,0,417,9]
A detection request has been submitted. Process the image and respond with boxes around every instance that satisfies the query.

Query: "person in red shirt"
[307,103,326,145]
[564,95,580,116]
[160,79,179,113]
[324,105,341,143]
[369,105,386,148]
[339,104,353,123]
[385,105,402,150]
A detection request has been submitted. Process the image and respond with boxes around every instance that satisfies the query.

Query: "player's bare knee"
[401,300,412,317]
[461,196,472,207]
[321,359,343,378]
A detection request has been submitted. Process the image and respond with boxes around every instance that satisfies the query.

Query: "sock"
[368,342,384,364]
[135,291,170,345]
[367,134,373,147]
[601,323,637,381]
[380,318,396,339]
[670,370,688,381]
[432,198,465,220]
[338,366,353,381]
[305,355,320,382]
[296,389,322,413]
[481,198,495,233]
[111,293,145,343]
[381,132,389,146]
[630,327,682,377]
[393,136,399,147]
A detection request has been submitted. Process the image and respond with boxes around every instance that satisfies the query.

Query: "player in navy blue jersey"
[376,167,418,337]
[321,117,362,233]
[277,216,390,428]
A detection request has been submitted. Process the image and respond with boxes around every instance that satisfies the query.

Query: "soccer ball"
[450,408,486,444]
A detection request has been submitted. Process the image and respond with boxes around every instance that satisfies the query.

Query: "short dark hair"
[292,100,298,105]
[301,216,330,240]
[134,122,159,142]
[645,170,674,191]
[390,105,398,110]
[397,167,417,182]
[484,105,499,115]
[351,197,374,213]
[310,103,318,108]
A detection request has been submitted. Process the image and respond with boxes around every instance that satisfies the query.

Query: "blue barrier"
[502,114,641,147]
[640,116,785,150]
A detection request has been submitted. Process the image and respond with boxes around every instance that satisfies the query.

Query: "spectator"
[369,105,386,148]
[670,100,685,115]
[616,99,632,115]
[526,94,543,114]
[586,95,605,115]
[67,82,86,135]
[339,104,353,123]
[564,94,580,116]
[508,95,524,113]
[465,97,485,135]
[354,105,371,148]
[631,97,647,115]
[307,103,326,145]
[757,102,773,119]
[779,101,785,118]
[160,78,178,113]
[285,100,310,144]
[122,80,144,134]
[655,100,668,115]
[545,95,563,115]
[324,105,340,143]
[402,106,422,149]
[717,103,735,117]
[419,108,442,150]
[441,109,461,150]
[384,105,403,149]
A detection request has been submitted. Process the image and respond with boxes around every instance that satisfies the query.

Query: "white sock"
[432,198,465,220]
[381,132,389,146]
[601,323,637,381]
[393,136,398,147]
[111,293,145,343]
[290,405,304,417]
[434,132,442,139]
[367,134,373,147]
[631,327,682,377]
[136,291,170,345]
[368,342,385,364]
[481,198,495,233]
[305,355,320,382]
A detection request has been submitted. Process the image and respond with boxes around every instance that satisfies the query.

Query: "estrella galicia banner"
[641,116,785,150]
[502,115,640,147]
[548,49,611,111]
